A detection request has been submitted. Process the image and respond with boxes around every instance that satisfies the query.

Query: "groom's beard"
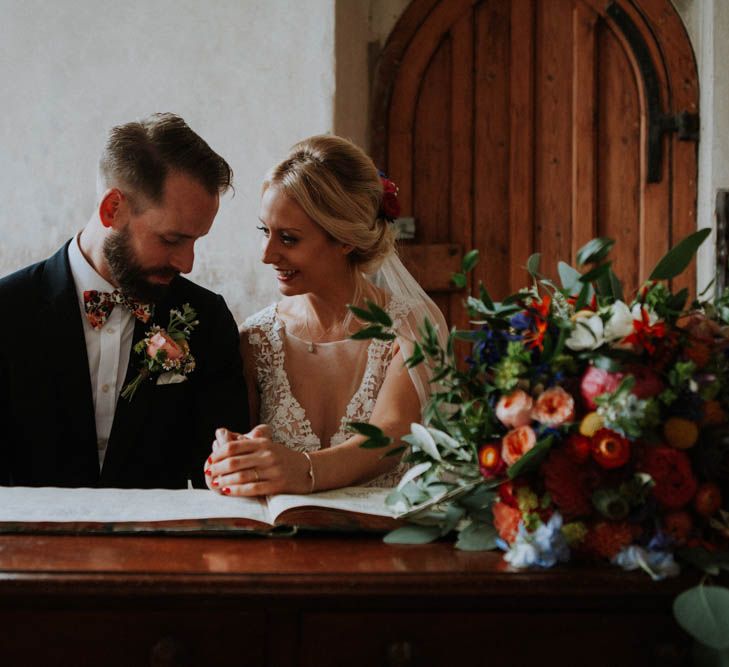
[103,226,177,304]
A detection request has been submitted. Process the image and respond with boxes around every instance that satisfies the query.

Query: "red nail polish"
[205,468,212,476]
[222,487,231,495]
[212,479,219,488]
[207,456,213,465]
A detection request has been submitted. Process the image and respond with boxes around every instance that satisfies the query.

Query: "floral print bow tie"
[83,289,154,330]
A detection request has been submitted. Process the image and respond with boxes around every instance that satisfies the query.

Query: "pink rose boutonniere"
[121,304,198,401]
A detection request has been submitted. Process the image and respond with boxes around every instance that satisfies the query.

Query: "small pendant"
[307,341,316,353]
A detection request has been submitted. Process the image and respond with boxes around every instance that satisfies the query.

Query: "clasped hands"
[204,425,312,496]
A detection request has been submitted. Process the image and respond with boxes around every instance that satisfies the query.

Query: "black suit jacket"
[0,241,249,488]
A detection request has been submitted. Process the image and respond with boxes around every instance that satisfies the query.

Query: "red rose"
[639,445,698,510]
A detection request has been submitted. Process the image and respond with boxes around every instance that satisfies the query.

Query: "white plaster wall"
[669,0,729,293]
[0,0,335,322]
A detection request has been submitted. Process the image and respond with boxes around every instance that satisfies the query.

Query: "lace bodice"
[242,298,411,487]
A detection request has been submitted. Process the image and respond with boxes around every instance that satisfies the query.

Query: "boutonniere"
[121,304,198,401]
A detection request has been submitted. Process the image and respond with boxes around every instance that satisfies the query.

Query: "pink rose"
[147,331,184,361]
[531,386,575,426]
[580,366,622,410]
[501,425,537,466]
[495,389,533,428]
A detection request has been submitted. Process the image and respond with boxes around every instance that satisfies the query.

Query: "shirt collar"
[67,233,117,306]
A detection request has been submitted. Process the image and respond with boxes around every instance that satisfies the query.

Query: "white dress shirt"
[67,236,136,468]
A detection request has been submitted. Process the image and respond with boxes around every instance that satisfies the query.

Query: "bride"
[205,135,447,495]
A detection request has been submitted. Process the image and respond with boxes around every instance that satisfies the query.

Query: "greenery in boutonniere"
[121,304,198,400]
[351,230,729,658]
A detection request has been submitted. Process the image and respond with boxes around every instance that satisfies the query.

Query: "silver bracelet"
[303,451,316,493]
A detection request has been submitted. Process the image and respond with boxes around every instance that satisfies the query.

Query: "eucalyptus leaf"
[455,522,499,551]
[558,261,582,293]
[396,461,432,491]
[649,228,711,280]
[673,585,729,650]
[462,249,480,273]
[383,524,442,545]
[609,269,624,302]
[349,422,386,438]
[348,304,380,322]
[526,253,541,277]
[574,282,592,310]
[576,237,615,265]
[479,284,495,310]
[409,423,443,461]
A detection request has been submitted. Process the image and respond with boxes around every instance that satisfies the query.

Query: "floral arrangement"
[352,231,729,653]
[121,304,198,400]
[378,171,401,222]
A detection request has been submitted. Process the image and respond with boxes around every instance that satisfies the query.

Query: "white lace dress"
[241,298,412,487]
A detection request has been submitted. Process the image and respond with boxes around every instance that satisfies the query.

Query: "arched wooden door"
[371,0,699,328]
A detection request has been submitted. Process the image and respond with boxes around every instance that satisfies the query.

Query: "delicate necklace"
[301,307,351,354]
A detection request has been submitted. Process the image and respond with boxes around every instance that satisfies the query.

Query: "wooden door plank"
[449,9,475,328]
[508,0,536,292]
[571,2,598,265]
[534,0,574,283]
[473,0,511,298]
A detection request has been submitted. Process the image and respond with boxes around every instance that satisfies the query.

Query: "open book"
[0,486,400,535]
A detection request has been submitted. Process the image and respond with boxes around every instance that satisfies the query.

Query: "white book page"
[0,487,270,525]
[267,486,394,523]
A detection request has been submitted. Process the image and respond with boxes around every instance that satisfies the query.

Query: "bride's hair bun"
[263,135,396,274]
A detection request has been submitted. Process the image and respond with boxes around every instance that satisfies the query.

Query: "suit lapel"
[41,243,99,479]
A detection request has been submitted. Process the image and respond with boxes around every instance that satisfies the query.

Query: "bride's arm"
[239,330,261,425]
[205,346,420,495]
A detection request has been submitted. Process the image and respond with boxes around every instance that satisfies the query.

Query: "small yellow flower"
[561,521,588,546]
[579,411,605,437]
[664,417,699,449]
[516,487,539,512]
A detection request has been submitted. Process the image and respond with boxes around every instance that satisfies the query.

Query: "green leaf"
[349,422,385,438]
[452,272,467,288]
[462,249,480,273]
[455,523,499,551]
[691,642,729,667]
[609,269,624,302]
[558,261,582,293]
[507,435,555,479]
[348,304,380,323]
[350,325,384,340]
[479,283,495,310]
[383,445,407,458]
[383,524,442,545]
[526,253,541,277]
[673,585,729,650]
[365,300,394,327]
[574,281,592,310]
[405,342,425,368]
[580,261,612,284]
[649,228,712,280]
[577,238,615,265]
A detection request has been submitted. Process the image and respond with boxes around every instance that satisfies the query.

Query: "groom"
[0,113,248,488]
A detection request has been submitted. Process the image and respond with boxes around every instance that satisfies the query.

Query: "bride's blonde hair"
[262,135,396,275]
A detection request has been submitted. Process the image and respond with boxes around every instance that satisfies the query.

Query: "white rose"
[603,300,635,341]
[565,312,605,351]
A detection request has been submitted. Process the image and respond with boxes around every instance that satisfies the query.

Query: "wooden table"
[0,533,694,666]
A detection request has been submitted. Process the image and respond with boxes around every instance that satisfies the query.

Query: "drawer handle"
[150,636,190,667]
[386,640,414,667]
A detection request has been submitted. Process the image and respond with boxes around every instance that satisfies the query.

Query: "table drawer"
[300,611,687,666]
[0,609,264,667]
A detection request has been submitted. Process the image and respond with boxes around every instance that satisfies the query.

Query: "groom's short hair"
[98,113,233,209]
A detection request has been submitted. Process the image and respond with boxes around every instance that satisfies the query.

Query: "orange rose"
[492,500,521,543]
[531,386,575,426]
[147,331,185,361]
[495,389,533,428]
[501,425,537,466]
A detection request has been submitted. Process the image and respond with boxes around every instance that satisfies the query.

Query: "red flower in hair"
[379,175,400,221]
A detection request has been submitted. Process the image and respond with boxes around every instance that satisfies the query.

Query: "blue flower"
[503,513,570,569]
[612,545,680,581]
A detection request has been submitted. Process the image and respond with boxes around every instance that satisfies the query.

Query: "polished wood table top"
[0,533,693,600]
